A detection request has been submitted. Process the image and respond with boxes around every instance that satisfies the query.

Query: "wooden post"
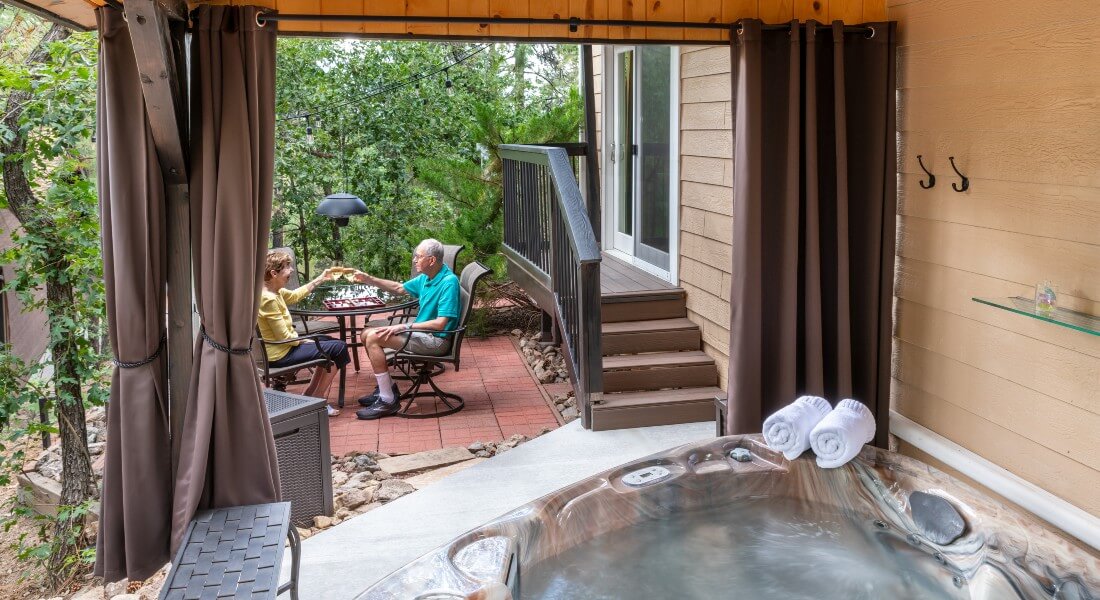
[165,183,191,471]
[581,45,602,243]
[124,0,191,474]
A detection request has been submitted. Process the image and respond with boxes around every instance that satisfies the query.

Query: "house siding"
[678,46,733,390]
[596,0,1100,520]
[0,209,48,364]
[890,0,1100,517]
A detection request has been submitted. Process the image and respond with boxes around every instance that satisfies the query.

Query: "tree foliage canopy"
[273,41,581,280]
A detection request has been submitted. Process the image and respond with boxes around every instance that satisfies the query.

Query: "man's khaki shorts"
[398,331,450,356]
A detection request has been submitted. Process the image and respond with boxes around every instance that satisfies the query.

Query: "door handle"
[609,142,616,164]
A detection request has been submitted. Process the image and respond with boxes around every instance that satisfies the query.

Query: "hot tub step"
[592,387,723,431]
[602,350,717,393]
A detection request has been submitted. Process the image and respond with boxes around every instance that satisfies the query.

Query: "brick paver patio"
[287,335,562,456]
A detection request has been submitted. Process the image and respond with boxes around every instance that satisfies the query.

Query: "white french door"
[605,45,678,281]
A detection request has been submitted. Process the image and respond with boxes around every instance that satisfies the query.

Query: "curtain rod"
[254,13,875,36]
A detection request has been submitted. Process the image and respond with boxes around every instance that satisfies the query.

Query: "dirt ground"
[0,463,59,599]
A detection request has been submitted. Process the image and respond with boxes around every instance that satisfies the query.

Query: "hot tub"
[358,435,1099,599]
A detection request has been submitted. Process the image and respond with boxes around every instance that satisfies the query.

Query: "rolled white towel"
[762,395,832,460]
[809,399,876,469]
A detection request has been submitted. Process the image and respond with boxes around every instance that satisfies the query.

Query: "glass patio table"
[289,282,417,372]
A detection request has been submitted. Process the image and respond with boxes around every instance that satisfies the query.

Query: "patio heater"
[316,191,368,227]
[314,112,369,257]
[316,192,367,262]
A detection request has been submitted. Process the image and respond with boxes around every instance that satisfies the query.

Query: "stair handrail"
[500,144,602,427]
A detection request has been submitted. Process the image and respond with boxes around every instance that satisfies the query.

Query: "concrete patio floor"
[282,418,716,599]
[286,334,562,456]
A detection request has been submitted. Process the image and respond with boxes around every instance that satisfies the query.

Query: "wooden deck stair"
[589,257,721,431]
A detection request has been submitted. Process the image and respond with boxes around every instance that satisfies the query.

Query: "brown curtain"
[171,5,280,551]
[93,6,173,583]
[725,20,897,447]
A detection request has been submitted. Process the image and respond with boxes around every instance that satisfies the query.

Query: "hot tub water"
[521,498,967,599]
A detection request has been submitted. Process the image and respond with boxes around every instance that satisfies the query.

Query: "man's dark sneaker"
[356,400,401,420]
[357,383,399,407]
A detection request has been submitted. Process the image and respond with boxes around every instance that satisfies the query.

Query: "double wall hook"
[948,156,969,192]
[916,155,935,189]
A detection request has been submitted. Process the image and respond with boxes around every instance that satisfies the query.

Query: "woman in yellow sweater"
[259,250,350,416]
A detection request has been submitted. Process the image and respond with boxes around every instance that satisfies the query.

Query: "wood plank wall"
[196,0,885,39]
[891,0,1100,517]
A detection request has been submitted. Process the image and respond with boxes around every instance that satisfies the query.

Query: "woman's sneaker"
[327,405,341,417]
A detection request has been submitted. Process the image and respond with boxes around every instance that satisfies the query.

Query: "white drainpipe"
[890,411,1100,551]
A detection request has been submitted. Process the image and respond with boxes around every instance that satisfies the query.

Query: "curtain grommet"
[865,26,876,39]
[255,11,267,28]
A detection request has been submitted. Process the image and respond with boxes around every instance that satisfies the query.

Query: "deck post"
[581,45,601,243]
[124,0,192,475]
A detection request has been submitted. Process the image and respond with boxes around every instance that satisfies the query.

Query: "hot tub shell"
[358,435,1100,599]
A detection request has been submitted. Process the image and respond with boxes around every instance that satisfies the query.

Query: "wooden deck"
[505,248,716,431]
[600,253,681,300]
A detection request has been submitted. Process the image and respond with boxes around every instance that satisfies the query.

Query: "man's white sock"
[375,372,395,403]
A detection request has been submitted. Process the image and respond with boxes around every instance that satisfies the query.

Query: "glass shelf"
[972,296,1100,337]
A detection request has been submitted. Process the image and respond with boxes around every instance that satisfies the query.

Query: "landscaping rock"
[377,447,474,475]
[353,454,380,472]
[313,515,334,529]
[332,471,349,486]
[104,578,128,598]
[109,595,140,600]
[374,479,416,503]
[517,333,570,384]
[467,441,485,452]
[406,458,488,489]
[70,586,102,600]
[343,488,373,510]
[475,450,492,458]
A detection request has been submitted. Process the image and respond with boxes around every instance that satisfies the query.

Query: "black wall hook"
[948,156,969,192]
[916,155,935,189]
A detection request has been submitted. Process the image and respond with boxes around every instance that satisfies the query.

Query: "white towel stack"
[762,395,833,460]
[809,399,876,469]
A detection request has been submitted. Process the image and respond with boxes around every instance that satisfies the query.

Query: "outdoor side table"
[264,389,334,528]
[159,502,300,600]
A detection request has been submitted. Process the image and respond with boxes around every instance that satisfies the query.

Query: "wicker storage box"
[264,389,334,527]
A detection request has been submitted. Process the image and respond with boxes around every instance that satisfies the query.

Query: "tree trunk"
[1,22,95,587]
[44,276,97,585]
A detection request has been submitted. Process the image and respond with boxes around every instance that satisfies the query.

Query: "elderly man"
[350,239,460,420]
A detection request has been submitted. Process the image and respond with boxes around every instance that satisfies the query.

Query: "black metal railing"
[501,144,602,428]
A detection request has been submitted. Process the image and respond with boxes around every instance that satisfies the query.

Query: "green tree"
[0,11,105,587]
[273,41,581,280]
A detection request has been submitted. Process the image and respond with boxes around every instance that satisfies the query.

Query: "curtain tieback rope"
[200,325,254,355]
[112,334,167,369]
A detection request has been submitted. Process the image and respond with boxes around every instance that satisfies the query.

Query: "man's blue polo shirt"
[403,265,460,337]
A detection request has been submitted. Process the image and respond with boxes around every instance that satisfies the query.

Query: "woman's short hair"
[265,250,293,281]
[418,238,445,264]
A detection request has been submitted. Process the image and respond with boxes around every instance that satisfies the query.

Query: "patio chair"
[369,243,465,379]
[252,328,347,408]
[391,261,491,419]
[270,246,341,337]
